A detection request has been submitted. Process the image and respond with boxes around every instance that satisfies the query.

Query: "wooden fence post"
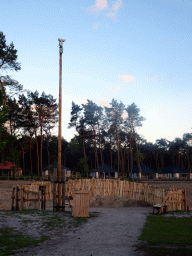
[11,186,15,210]
[20,185,24,210]
[62,169,66,212]
[184,188,187,211]
[15,185,19,211]
[53,168,57,212]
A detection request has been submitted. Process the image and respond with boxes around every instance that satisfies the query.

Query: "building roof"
[0,161,22,171]
[44,163,71,171]
[132,164,156,173]
[161,166,189,174]
[93,163,117,173]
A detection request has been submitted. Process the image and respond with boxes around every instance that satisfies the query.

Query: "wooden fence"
[11,184,45,210]
[11,179,187,211]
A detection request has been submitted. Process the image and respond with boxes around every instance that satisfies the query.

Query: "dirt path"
[15,207,151,256]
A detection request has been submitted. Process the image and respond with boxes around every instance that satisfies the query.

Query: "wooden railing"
[11,185,45,210]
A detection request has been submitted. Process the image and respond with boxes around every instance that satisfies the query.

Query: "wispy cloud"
[109,74,135,94]
[119,75,135,83]
[88,0,108,12]
[87,0,123,22]
[106,0,123,20]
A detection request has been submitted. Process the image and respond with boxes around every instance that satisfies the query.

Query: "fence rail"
[11,184,45,210]
[11,179,187,211]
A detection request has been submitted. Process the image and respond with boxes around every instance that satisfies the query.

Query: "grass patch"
[43,215,66,228]
[89,212,99,218]
[74,217,87,226]
[168,210,191,214]
[140,215,192,245]
[137,246,192,256]
[138,215,192,255]
[0,226,49,256]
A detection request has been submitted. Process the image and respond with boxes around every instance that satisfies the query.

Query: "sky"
[1,0,192,144]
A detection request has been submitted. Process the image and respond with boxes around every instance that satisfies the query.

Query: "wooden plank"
[23,198,39,202]
[23,190,39,195]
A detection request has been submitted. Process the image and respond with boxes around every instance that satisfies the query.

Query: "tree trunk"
[29,138,33,179]
[34,127,40,180]
[98,125,103,167]
[47,136,50,179]
[93,127,99,168]
[21,146,25,176]
[110,137,112,168]
[187,148,190,172]
[40,120,44,181]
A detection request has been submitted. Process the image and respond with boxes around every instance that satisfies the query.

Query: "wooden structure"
[11,179,188,212]
[43,163,71,179]
[90,163,118,179]
[0,162,22,177]
[159,166,191,179]
[130,165,157,179]
[153,188,187,214]
[72,191,89,217]
[11,185,43,210]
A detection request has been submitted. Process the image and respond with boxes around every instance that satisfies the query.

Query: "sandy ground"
[14,207,151,256]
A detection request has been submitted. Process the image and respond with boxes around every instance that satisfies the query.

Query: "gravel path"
[16,207,151,256]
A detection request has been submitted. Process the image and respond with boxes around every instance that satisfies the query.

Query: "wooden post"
[53,168,57,212]
[44,185,46,210]
[11,186,15,210]
[184,189,187,211]
[62,169,66,212]
[58,39,65,212]
[16,185,19,211]
[20,185,24,210]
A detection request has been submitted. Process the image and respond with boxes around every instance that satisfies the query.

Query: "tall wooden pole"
[58,38,65,211]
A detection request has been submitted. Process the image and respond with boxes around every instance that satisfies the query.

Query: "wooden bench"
[153,204,167,215]
[153,189,187,214]
[153,196,169,215]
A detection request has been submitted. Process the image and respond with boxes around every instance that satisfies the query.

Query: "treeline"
[1,30,192,179]
[1,96,192,178]
[67,100,192,176]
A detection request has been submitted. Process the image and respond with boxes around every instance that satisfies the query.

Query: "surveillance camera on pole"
[56,38,66,212]
[58,38,65,53]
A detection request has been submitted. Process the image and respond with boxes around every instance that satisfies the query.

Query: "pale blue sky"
[1,0,192,143]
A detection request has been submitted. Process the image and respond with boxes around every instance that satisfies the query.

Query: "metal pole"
[58,38,65,211]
